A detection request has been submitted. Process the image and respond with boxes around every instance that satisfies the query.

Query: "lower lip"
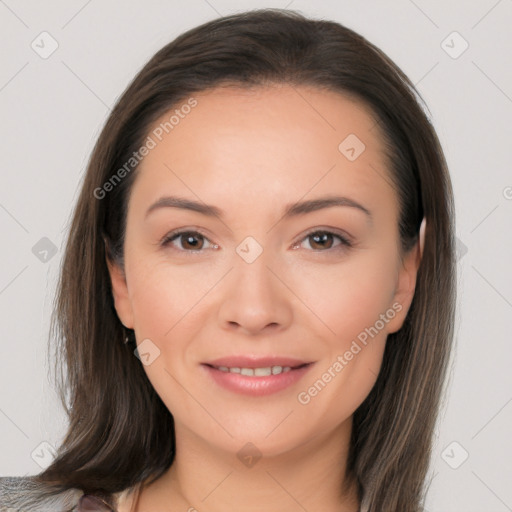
[201,364,313,396]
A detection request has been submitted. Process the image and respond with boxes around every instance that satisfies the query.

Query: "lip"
[201,355,315,397]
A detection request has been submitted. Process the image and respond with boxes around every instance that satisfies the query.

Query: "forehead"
[131,84,396,221]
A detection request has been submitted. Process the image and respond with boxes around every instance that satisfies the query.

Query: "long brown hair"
[35,8,456,511]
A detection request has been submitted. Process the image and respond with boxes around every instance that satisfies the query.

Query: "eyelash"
[160,228,353,255]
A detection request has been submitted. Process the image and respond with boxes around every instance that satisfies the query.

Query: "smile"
[201,358,314,396]
[213,365,292,376]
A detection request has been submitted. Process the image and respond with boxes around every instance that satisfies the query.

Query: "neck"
[140,417,360,512]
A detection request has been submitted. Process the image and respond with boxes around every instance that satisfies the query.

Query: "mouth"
[204,362,310,376]
[201,356,314,396]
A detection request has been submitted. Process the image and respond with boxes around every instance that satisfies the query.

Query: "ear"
[386,217,426,333]
[105,251,135,330]
[418,216,426,259]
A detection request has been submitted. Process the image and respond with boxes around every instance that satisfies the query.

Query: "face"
[108,84,421,459]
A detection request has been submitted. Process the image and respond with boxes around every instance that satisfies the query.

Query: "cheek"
[125,257,223,392]
[126,256,217,339]
[293,286,392,432]
[125,260,213,414]
[290,253,397,412]
[291,251,398,343]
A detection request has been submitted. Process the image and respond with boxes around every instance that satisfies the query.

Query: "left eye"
[294,230,352,251]
[161,230,215,252]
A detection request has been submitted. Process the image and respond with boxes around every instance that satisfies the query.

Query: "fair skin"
[108,84,422,512]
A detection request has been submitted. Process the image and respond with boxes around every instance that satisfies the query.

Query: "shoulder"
[0,476,141,512]
[0,475,83,511]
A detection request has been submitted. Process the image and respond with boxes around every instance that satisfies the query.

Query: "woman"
[0,8,455,512]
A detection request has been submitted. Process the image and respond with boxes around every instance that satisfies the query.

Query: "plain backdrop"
[1,1,511,510]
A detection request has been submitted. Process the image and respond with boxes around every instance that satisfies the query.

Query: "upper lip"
[203,356,312,369]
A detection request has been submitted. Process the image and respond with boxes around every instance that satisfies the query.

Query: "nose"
[217,245,293,336]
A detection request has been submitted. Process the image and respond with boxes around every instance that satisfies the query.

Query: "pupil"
[185,234,201,249]
[312,232,331,249]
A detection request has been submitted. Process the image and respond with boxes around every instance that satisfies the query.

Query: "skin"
[108,84,423,512]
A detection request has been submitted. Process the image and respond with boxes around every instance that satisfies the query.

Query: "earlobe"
[105,253,135,330]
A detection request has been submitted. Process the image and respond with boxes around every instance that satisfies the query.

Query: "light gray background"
[1,1,511,510]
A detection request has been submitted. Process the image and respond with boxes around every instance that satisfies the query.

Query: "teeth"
[254,367,271,376]
[216,365,292,376]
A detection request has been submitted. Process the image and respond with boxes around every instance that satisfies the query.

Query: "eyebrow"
[145,194,372,223]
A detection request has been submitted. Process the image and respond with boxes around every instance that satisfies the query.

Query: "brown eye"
[178,232,205,250]
[295,230,352,252]
[161,230,217,252]
[309,232,335,250]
